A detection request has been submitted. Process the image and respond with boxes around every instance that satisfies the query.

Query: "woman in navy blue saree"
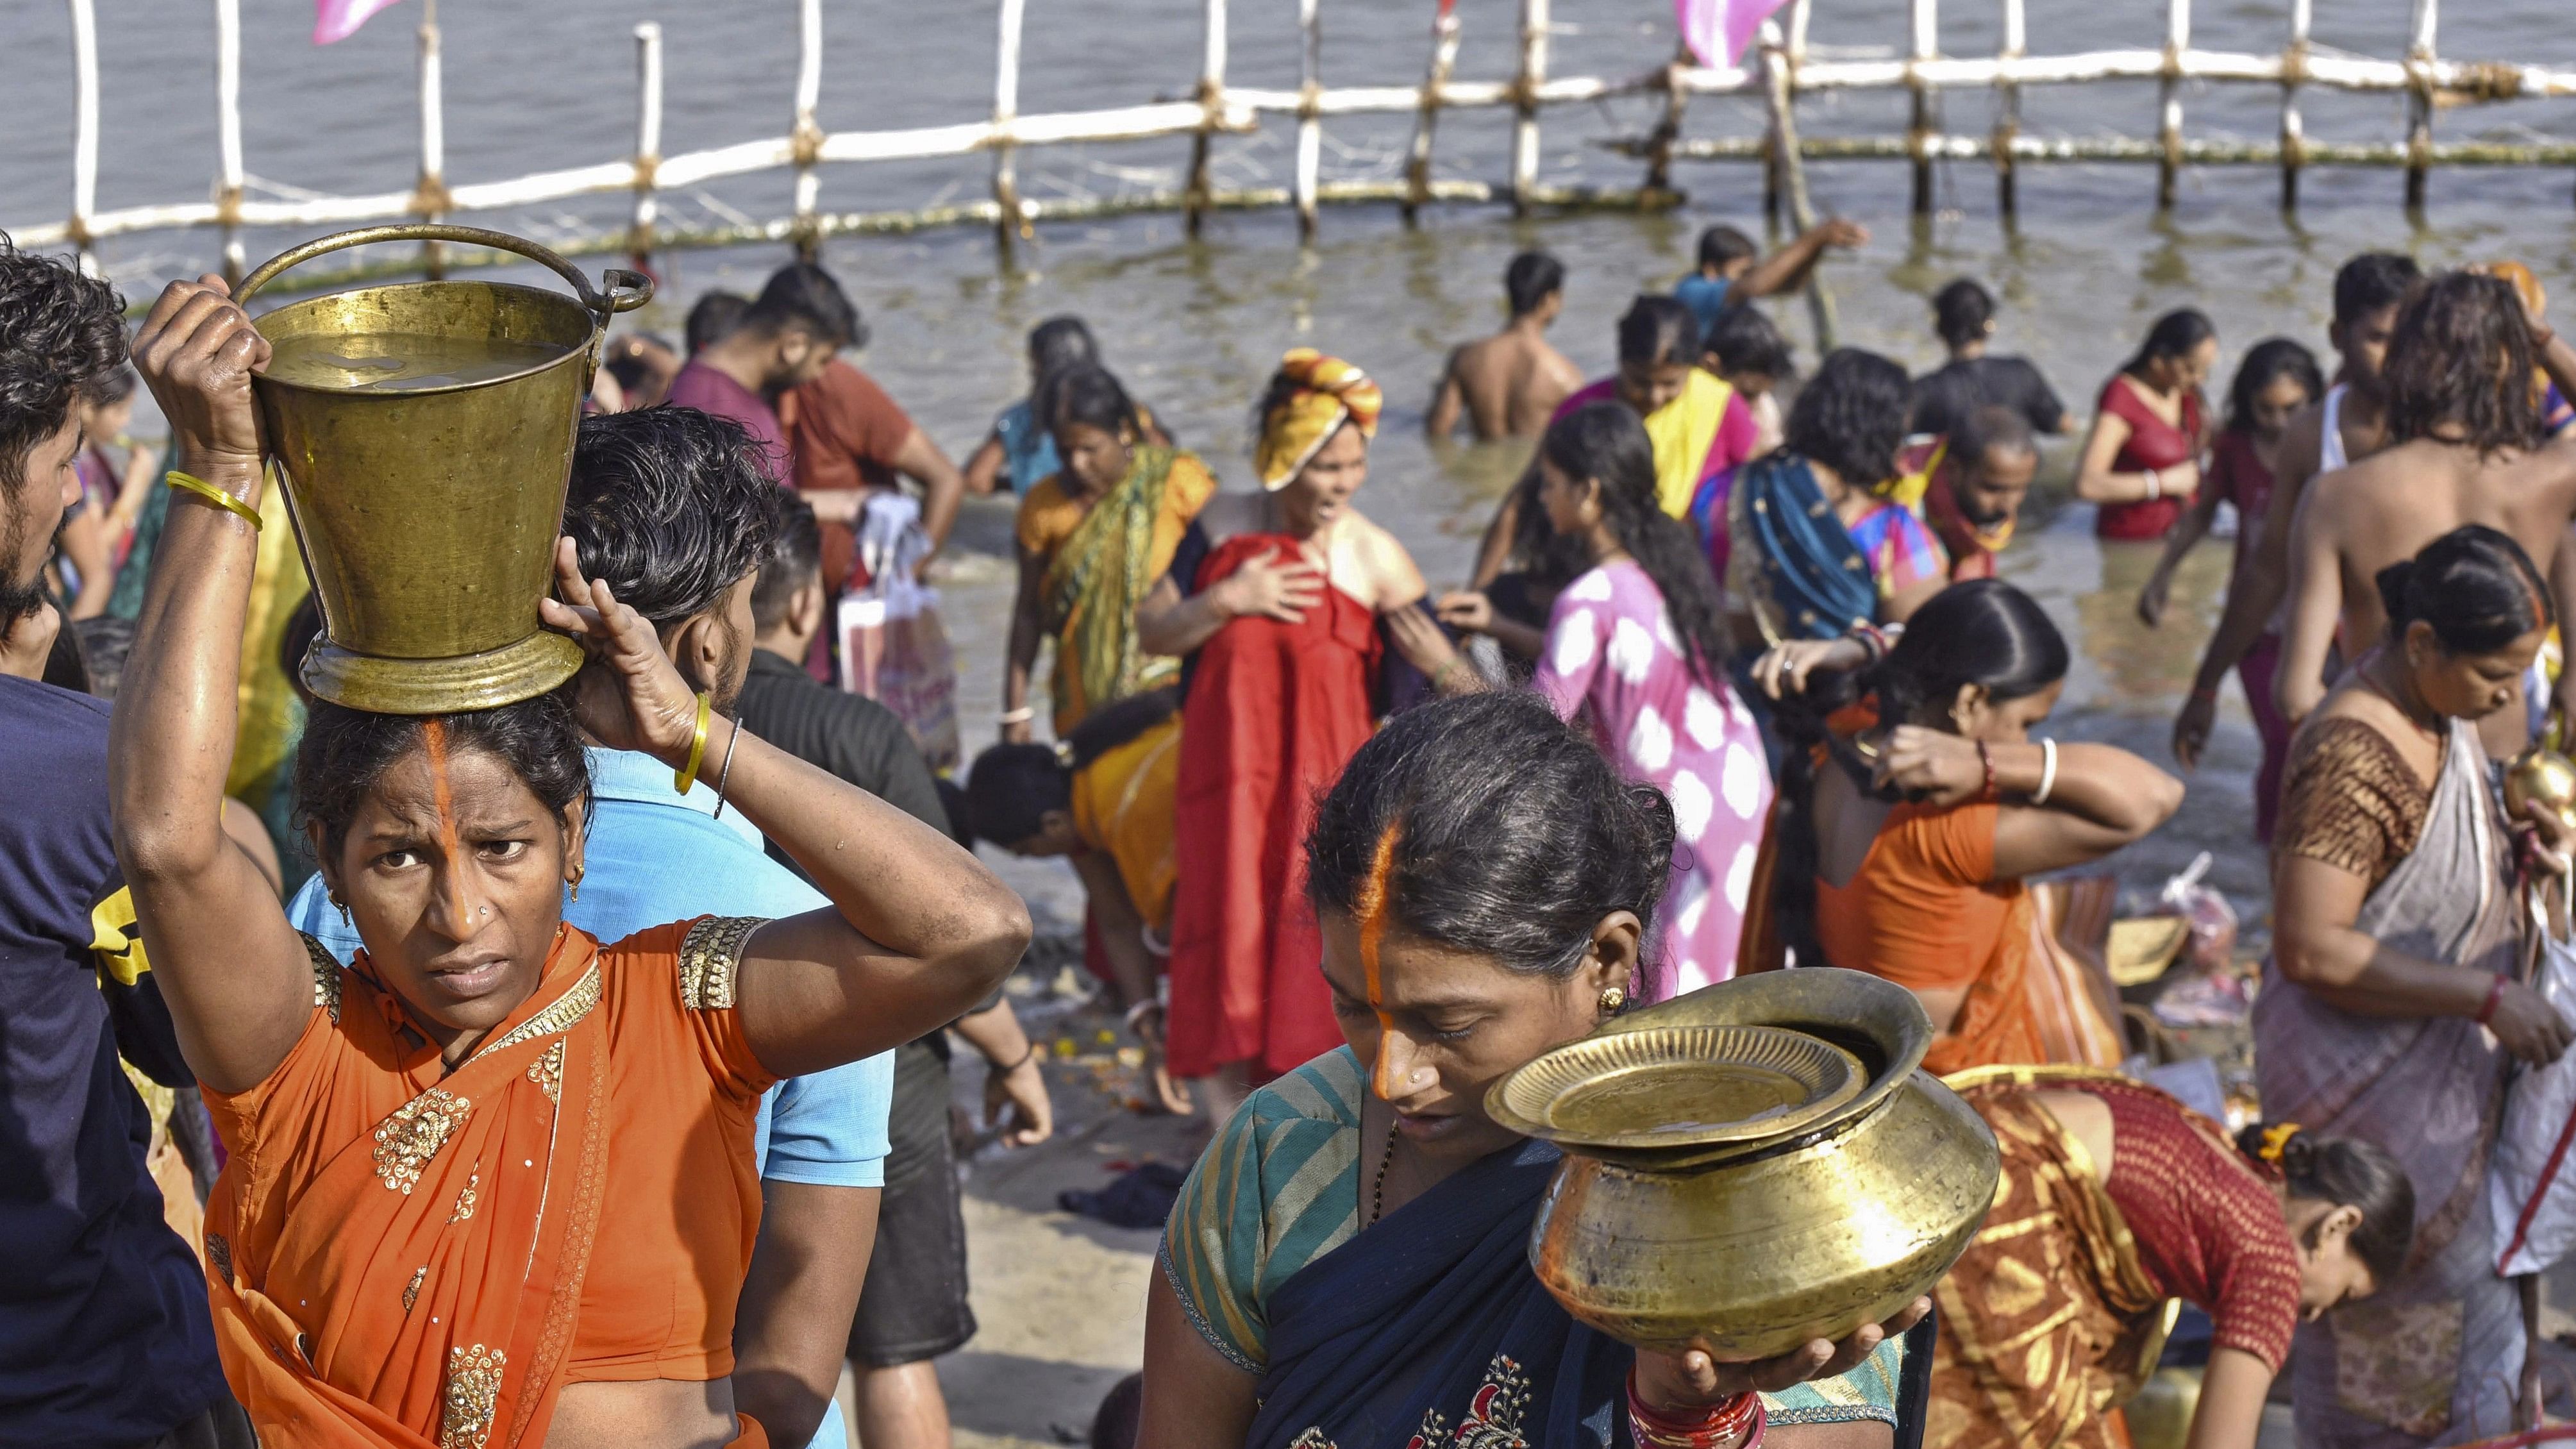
[1141,692,1927,1449]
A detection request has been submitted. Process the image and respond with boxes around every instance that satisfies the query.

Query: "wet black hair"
[2333,252,2423,328]
[1949,404,2037,471]
[742,262,864,351]
[2223,337,2325,437]
[0,235,125,499]
[2384,271,2542,457]
[2374,523,2552,656]
[1539,403,1732,686]
[1768,580,2068,971]
[1697,224,1758,272]
[1028,316,1098,386]
[685,290,749,356]
[1932,278,1996,351]
[276,596,323,698]
[1049,364,1146,441]
[1505,251,1566,317]
[295,696,594,867]
[1616,295,1702,371]
[83,364,137,408]
[2121,308,2216,379]
[73,614,135,698]
[1705,303,1794,382]
[1306,691,1677,980]
[1784,348,1912,488]
[751,494,822,634]
[965,688,1178,847]
[2233,1123,2416,1288]
[566,406,785,630]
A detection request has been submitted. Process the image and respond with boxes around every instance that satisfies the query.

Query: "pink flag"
[1676,0,1792,69]
[314,0,405,44]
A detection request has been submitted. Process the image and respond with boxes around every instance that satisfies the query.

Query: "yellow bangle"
[165,470,262,531]
[674,691,712,794]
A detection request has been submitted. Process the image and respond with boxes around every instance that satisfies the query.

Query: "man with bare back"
[2277,269,2576,758]
[2171,252,2418,771]
[1428,251,1585,441]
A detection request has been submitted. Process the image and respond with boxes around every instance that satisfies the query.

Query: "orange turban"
[1255,348,1384,490]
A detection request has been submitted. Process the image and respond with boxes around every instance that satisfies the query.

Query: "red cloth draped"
[1165,533,1380,1080]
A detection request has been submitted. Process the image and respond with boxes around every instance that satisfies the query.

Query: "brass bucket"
[241,224,653,714]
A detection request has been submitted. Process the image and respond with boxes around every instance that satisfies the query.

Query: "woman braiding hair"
[1747,579,2181,1071]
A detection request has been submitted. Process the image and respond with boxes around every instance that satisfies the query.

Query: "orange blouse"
[201,918,776,1447]
[1814,800,2046,1073]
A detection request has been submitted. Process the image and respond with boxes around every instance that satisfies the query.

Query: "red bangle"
[1627,1371,1764,1449]
[1977,741,1998,801]
[2479,975,2509,1028]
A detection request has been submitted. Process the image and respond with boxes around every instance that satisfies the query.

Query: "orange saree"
[200,917,776,1448]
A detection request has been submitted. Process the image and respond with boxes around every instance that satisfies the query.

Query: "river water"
[10,0,2576,932]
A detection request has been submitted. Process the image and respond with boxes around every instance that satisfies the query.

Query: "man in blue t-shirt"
[0,242,244,1446]
[1675,216,1870,340]
[287,407,894,1449]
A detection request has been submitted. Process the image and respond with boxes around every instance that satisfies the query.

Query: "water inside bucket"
[262,331,572,392]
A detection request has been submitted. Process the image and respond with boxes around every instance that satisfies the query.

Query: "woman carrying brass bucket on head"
[113,274,1028,1449]
[1140,691,1928,1449]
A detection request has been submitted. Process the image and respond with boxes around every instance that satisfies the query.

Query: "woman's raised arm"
[111,279,314,1094]
[540,544,1031,1081]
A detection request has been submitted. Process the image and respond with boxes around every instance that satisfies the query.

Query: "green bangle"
[165,470,262,531]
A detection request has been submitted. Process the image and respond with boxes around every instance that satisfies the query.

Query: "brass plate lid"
[1488,1023,1866,1151]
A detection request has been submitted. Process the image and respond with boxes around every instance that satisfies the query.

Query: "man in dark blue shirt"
[0,240,240,1447]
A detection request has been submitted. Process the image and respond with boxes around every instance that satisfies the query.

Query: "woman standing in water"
[1139,349,1472,1121]
[2074,308,2216,542]
[1004,364,1214,742]
[1443,403,1771,995]
[2139,337,2325,841]
[2262,526,2573,1447]
[1142,692,1923,1449]
[114,281,1028,1448]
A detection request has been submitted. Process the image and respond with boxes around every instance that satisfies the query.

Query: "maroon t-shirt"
[665,360,789,484]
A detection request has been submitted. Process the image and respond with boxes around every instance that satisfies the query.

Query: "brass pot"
[2505,746,2576,835]
[240,224,653,714]
[1503,969,2001,1359]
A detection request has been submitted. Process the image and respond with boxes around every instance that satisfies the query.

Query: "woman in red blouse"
[2075,310,2216,541]
[1927,1068,2413,1449]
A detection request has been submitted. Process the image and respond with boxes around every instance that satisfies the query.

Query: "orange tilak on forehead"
[1353,820,1403,1100]
[419,719,462,859]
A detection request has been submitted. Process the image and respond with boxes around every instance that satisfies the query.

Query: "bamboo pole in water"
[1908,0,1937,215]
[1512,0,1550,215]
[417,0,446,278]
[1759,21,1836,350]
[793,0,823,260]
[2157,0,2186,208]
[1403,0,1462,224]
[215,0,246,285]
[994,0,1027,250]
[66,0,97,272]
[1295,0,1321,239]
[1185,0,1227,236]
[2407,0,2438,210]
[631,23,664,267]
[2280,0,2309,210]
[1995,0,2023,218]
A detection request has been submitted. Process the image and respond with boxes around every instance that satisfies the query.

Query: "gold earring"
[1598,985,1627,1016]
[330,893,350,927]
[569,876,582,903]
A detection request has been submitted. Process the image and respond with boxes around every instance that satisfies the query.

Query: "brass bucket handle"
[236,223,655,322]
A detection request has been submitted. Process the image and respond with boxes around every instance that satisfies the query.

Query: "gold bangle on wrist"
[164,470,262,531]
[674,691,713,794]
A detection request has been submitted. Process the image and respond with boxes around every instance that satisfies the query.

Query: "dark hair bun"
[2374,524,2550,656]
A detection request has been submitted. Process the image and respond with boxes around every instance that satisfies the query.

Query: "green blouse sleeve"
[1761,1333,1907,1425]
[1156,1050,1367,1376]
